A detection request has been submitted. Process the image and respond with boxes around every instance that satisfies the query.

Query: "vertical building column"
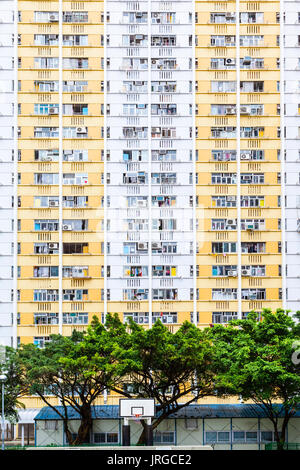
[104,0,107,322]
[279,0,286,309]
[13,0,18,348]
[147,0,152,327]
[0,0,16,347]
[58,0,63,335]
[236,0,242,319]
[193,8,198,323]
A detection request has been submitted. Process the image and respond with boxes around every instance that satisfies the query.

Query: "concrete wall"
[35,417,300,449]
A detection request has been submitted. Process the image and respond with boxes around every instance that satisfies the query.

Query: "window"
[211,81,236,93]
[33,336,50,348]
[213,312,238,324]
[153,431,175,444]
[152,312,177,324]
[261,431,275,443]
[34,266,59,278]
[35,58,59,69]
[63,11,88,23]
[63,313,88,324]
[44,421,58,430]
[124,312,149,324]
[241,289,266,300]
[93,432,119,444]
[34,173,59,185]
[34,220,59,231]
[34,290,59,302]
[233,431,258,442]
[34,313,58,325]
[205,431,230,443]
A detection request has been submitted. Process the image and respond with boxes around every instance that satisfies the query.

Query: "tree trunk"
[136,416,164,445]
[63,419,75,446]
[273,421,286,451]
[278,416,289,451]
[73,406,93,446]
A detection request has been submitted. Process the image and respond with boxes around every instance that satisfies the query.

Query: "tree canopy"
[0,347,25,422]
[210,308,300,449]
[106,314,215,444]
[12,309,300,448]
[18,318,124,445]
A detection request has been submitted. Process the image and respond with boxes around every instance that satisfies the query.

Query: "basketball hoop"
[119,399,155,422]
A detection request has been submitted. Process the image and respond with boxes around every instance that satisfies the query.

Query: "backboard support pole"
[122,420,130,446]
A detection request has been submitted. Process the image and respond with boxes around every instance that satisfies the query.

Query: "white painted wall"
[0,0,15,346]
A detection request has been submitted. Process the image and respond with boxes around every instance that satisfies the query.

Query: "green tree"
[0,347,25,422]
[210,309,300,450]
[18,318,123,445]
[107,314,215,445]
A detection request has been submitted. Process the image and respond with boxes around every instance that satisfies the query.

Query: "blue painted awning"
[34,404,300,421]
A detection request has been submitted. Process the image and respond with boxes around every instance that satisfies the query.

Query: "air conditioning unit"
[49,200,58,207]
[137,243,147,251]
[241,153,251,160]
[49,15,58,22]
[225,106,235,115]
[227,196,236,202]
[240,106,250,115]
[49,243,58,249]
[228,270,237,277]
[137,199,147,207]
[63,224,72,231]
[49,107,58,114]
[152,242,161,249]
[242,269,251,276]
[76,127,87,134]
[225,36,235,43]
[40,155,52,161]
[227,219,235,225]
[246,223,254,231]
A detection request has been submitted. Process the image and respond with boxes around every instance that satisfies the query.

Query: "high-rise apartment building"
[0,0,299,407]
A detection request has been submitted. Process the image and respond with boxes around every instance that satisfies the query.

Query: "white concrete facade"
[284,0,300,313]
[0,0,16,347]
[105,1,196,323]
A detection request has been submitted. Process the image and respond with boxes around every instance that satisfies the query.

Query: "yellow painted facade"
[17,0,105,348]
[15,0,283,408]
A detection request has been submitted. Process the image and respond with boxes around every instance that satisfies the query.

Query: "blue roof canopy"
[34,404,300,421]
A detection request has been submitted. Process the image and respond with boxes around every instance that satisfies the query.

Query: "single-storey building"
[34,404,300,450]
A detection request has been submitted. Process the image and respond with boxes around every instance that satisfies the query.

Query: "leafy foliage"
[107,314,215,443]
[210,309,300,448]
[18,318,122,445]
[0,347,25,422]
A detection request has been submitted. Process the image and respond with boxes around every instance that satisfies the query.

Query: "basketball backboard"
[119,398,155,418]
